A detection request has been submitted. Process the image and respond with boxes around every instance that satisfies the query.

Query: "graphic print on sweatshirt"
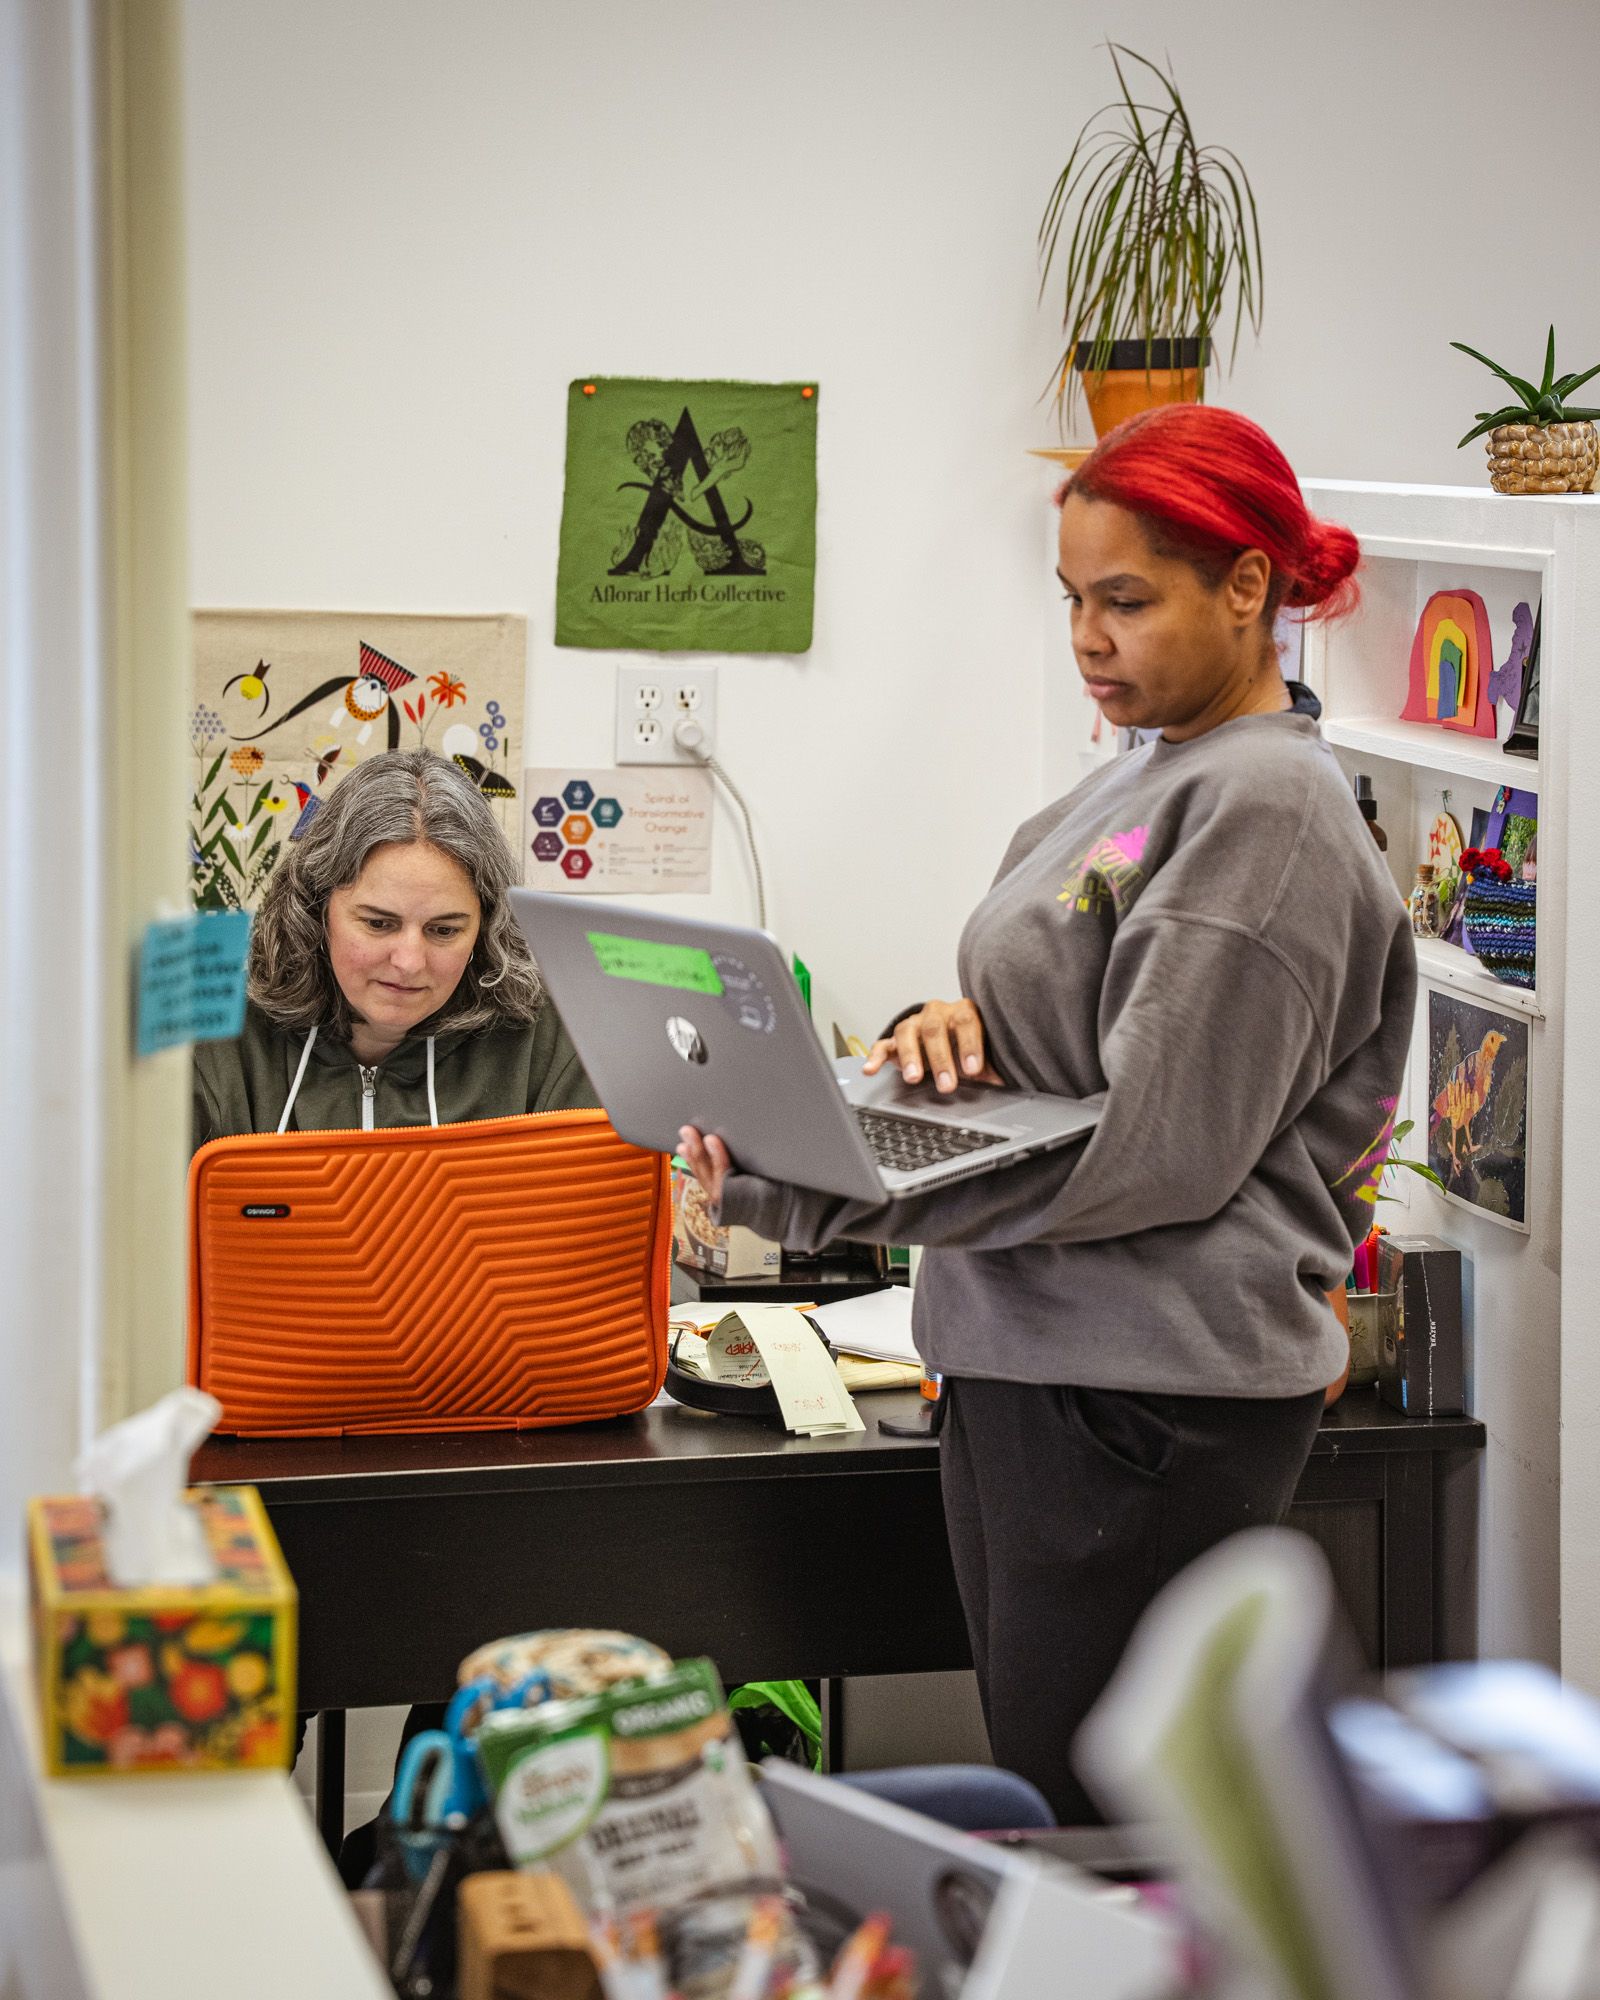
[1330,1094,1400,1212]
[1056,825,1149,918]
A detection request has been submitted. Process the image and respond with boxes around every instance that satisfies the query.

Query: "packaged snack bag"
[459,1627,672,1703]
[475,1657,782,1917]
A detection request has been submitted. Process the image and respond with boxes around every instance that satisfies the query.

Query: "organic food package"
[474,1657,782,1918]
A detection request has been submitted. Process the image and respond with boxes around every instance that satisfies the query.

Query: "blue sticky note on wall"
[137,911,251,1058]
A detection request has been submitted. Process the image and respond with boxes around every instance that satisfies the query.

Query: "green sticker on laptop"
[587,931,725,996]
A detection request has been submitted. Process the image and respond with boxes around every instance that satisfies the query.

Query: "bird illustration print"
[285,782,322,840]
[221,658,273,721]
[1431,1028,1507,1176]
[232,643,416,751]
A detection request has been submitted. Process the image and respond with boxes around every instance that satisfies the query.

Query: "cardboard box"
[26,1484,297,1776]
[671,1164,780,1280]
[1376,1235,1466,1419]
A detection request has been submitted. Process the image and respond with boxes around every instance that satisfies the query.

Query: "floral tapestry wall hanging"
[189,611,525,910]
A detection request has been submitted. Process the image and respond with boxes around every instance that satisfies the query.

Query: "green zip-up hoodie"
[192,997,598,1150]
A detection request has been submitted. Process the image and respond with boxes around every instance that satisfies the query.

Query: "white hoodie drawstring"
[277,1026,318,1133]
[276,1026,439,1131]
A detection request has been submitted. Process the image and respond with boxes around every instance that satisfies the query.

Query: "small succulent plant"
[1452,326,1600,447]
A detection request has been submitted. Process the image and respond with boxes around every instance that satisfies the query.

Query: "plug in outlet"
[616,664,718,764]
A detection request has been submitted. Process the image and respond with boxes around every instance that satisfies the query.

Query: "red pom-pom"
[1460,843,1520,884]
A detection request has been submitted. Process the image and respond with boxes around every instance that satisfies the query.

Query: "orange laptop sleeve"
[187,1110,670,1437]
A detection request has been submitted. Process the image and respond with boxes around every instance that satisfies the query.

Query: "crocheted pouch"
[1463,879,1537,990]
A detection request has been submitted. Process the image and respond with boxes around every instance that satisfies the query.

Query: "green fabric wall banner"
[555,377,817,654]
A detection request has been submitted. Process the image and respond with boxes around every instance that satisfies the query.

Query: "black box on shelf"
[1375,1235,1466,1418]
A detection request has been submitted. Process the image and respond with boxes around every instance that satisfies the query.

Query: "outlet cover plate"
[615,664,718,764]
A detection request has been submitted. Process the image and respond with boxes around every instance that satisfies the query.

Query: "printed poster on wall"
[1426,989,1529,1231]
[555,377,817,654]
[524,767,712,894]
[191,610,525,910]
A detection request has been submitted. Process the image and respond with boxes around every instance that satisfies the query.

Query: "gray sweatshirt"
[719,711,1416,1397]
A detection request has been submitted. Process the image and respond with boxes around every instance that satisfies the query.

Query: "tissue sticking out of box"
[74,1386,223,1587]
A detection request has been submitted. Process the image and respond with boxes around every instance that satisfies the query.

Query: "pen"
[826,1915,892,2000]
[726,1895,787,2000]
[623,1908,671,2000]
[863,1945,914,2000]
[587,1912,633,2000]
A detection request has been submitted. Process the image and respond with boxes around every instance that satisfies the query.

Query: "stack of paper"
[805,1287,920,1366]
[835,1356,922,1392]
[667,1302,812,1336]
[671,1312,918,1397]
[733,1307,863,1436]
[1078,1529,1416,2000]
[671,1307,863,1436]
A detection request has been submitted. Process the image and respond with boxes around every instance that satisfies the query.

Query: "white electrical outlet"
[616,664,718,764]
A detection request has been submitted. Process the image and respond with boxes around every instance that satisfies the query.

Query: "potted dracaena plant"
[1038,45,1263,439]
[1452,327,1600,494]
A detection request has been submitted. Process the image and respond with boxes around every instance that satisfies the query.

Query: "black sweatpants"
[939,1375,1325,1825]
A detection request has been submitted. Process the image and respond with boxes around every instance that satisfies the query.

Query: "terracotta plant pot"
[1486,421,1598,495]
[1075,337,1209,439]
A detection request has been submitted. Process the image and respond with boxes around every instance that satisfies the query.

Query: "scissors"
[390,1667,557,1879]
[444,1669,546,1744]
[395,1671,552,1823]
[391,1730,472,1883]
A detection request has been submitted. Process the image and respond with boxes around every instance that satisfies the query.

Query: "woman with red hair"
[680,404,1414,1821]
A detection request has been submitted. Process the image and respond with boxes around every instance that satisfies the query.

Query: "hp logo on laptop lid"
[666,1016,708,1065]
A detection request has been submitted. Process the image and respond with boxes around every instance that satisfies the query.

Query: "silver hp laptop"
[758,1762,1173,2000]
[510,894,1101,1203]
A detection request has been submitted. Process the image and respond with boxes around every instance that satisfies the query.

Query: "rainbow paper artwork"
[1400,590,1498,738]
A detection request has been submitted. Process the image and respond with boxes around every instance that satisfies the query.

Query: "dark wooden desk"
[192,1384,1483,1853]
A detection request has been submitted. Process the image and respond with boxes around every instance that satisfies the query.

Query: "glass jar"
[1409,862,1442,939]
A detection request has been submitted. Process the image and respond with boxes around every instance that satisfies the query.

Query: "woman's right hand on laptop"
[862,999,1003,1096]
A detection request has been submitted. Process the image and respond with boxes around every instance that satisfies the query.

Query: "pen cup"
[1345,1290,1398,1385]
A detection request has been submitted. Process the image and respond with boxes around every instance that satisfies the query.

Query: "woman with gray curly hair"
[193,750,595,1145]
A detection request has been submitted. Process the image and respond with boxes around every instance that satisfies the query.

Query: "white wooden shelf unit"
[1300,513,1550,1021]
[1297,479,1600,1677]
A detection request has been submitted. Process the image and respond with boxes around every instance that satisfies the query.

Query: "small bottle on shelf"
[1408,862,1441,939]
[1352,773,1387,852]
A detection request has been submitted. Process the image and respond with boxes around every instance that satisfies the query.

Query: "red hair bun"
[1062,404,1360,621]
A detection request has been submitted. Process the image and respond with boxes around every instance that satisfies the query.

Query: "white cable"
[673,717,767,930]
[706,752,767,932]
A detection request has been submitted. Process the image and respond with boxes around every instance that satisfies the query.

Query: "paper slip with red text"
[700,1318,771,1389]
[712,1306,864,1436]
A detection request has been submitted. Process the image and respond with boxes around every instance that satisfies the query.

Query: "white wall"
[183,0,1600,1659]
[183,0,1600,1043]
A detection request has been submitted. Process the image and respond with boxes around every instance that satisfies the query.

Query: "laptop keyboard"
[854,1106,1000,1174]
